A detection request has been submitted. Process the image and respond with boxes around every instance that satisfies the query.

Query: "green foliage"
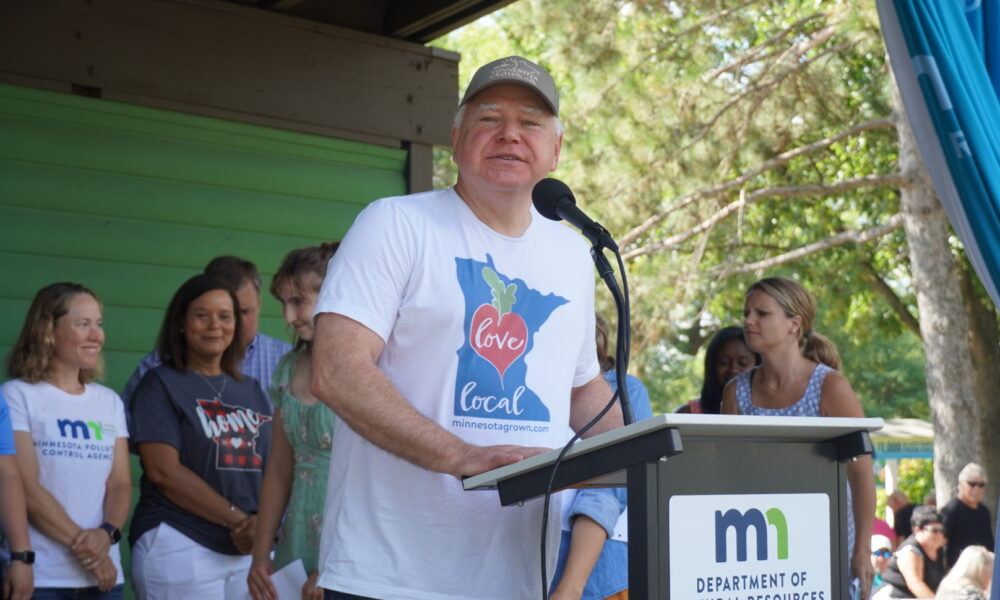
[432,0,934,418]
[875,487,887,521]
[897,458,936,505]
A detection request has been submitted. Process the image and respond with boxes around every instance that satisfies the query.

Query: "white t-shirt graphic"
[314,188,598,600]
[4,379,129,588]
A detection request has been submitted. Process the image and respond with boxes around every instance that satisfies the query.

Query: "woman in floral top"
[248,243,339,600]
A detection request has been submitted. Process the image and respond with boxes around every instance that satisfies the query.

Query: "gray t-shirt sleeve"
[130,370,182,450]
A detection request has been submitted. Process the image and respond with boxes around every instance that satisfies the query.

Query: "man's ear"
[549,133,563,172]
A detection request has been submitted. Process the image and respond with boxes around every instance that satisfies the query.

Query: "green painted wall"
[0,82,408,391]
[0,83,407,595]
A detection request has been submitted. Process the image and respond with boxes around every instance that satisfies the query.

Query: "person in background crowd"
[309,55,623,600]
[0,389,33,600]
[121,256,292,403]
[890,489,918,549]
[722,276,875,598]
[4,283,131,598]
[248,243,340,600]
[549,315,654,600]
[876,506,948,598]
[129,275,273,599]
[925,491,937,509]
[677,326,759,414]
[872,534,894,593]
[941,463,994,569]
[934,545,993,600]
[875,516,897,542]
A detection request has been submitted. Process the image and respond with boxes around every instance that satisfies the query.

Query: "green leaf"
[482,266,517,316]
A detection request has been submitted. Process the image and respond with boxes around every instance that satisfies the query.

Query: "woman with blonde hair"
[935,545,993,600]
[3,282,132,598]
[248,242,339,600]
[722,276,875,597]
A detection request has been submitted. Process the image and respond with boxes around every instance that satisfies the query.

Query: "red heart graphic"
[470,304,528,379]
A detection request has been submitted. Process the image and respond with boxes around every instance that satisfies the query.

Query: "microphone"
[532,178,618,251]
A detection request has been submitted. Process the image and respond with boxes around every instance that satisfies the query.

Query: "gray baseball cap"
[460,56,559,116]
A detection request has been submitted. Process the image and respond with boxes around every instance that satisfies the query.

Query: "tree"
[433,0,1000,511]
[891,75,982,505]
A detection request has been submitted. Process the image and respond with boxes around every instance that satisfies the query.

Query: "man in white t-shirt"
[310,56,624,600]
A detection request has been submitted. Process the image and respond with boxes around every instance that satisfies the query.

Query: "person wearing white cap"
[871,534,893,593]
[309,56,622,600]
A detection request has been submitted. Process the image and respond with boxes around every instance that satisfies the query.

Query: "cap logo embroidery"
[489,57,541,84]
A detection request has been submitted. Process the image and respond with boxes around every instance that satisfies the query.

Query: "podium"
[463,413,882,600]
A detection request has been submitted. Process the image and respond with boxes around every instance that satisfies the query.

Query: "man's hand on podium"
[450,444,552,480]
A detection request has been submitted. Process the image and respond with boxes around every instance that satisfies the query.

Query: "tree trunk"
[892,77,981,505]
[960,258,1000,523]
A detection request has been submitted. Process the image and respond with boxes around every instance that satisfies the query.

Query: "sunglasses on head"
[923,525,946,534]
[872,549,891,558]
[964,480,986,488]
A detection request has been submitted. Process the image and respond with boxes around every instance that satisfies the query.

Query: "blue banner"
[878,0,1000,308]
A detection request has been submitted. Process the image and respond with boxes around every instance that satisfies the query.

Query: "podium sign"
[669,494,830,599]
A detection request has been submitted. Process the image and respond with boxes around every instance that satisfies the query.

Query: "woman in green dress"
[248,242,339,600]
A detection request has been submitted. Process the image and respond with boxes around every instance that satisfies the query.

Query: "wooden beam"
[0,0,460,147]
[405,141,434,193]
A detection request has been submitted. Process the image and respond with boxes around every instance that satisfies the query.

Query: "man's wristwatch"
[9,550,34,565]
[99,522,122,544]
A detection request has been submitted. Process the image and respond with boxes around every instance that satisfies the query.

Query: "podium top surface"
[462,413,883,491]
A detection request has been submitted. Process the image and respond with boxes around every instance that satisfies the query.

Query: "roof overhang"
[222,0,517,43]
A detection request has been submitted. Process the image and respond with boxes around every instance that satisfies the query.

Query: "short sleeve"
[313,197,418,343]
[120,350,162,406]
[129,371,183,451]
[572,301,600,388]
[0,391,14,455]
[111,388,130,439]
[566,488,627,538]
[267,351,296,412]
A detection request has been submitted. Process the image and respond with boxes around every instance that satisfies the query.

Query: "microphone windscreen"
[532,178,575,221]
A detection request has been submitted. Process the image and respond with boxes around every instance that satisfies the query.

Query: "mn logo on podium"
[670,493,830,600]
[714,507,789,562]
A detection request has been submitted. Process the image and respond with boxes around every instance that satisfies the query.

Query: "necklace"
[196,372,227,401]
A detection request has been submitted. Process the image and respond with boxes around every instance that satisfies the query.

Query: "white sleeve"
[314,197,419,343]
[573,263,600,388]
